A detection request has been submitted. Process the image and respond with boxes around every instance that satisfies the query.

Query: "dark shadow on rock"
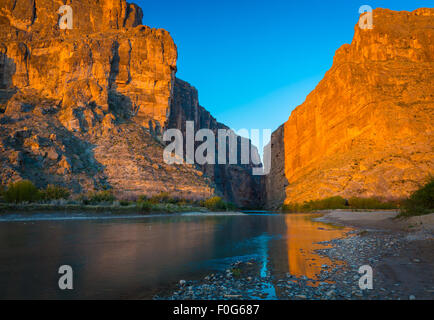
[0,47,18,108]
[0,99,111,193]
[265,125,289,209]
[167,78,265,209]
[107,40,135,123]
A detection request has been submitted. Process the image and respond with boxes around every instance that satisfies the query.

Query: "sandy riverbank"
[317,210,434,234]
[160,211,434,300]
[316,210,434,300]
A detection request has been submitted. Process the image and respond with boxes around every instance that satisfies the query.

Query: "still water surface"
[0,212,350,299]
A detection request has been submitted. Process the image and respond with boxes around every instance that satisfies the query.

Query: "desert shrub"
[138,195,148,202]
[139,193,194,206]
[4,180,41,203]
[138,200,153,213]
[231,268,242,278]
[149,192,171,204]
[91,190,115,203]
[41,185,70,201]
[81,190,115,204]
[202,196,235,211]
[282,196,399,213]
[119,200,130,206]
[0,184,5,201]
[400,177,434,217]
[308,196,347,210]
[283,196,347,212]
[348,197,397,210]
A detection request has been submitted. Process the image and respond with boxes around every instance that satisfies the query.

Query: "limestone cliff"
[0,0,176,131]
[0,0,262,204]
[266,8,434,207]
[169,78,264,208]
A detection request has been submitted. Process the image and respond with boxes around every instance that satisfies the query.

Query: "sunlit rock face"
[0,0,211,199]
[267,8,434,206]
[0,0,176,130]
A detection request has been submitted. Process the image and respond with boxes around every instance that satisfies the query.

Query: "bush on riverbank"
[400,177,434,217]
[80,190,115,205]
[348,197,398,210]
[40,185,70,201]
[282,196,398,213]
[0,180,234,213]
[4,180,41,203]
[0,184,5,201]
[138,199,153,213]
[202,196,236,211]
[282,196,347,213]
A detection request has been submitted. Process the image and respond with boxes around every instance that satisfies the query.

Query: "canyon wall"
[169,78,264,208]
[266,8,434,207]
[0,0,176,131]
[0,0,263,205]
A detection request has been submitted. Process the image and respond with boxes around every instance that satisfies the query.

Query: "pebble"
[157,230,419,301]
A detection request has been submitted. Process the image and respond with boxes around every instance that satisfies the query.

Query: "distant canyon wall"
[169,78,264,208]
[266,8,434,207]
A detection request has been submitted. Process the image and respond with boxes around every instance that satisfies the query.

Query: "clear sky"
[136,0,431,154]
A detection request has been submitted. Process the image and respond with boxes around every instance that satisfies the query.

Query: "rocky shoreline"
[156,212,434,300]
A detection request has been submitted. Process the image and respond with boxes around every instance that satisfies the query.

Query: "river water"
[0,212,350,299]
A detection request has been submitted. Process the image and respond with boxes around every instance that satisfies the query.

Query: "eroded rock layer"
[267,8,434,206]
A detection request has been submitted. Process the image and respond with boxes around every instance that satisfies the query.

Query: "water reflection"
[0,213,351,299]
[283,214,351,282]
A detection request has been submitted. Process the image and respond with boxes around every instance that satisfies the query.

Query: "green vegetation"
[81,190,116,205]
[149,192,172,204]
[282,196,347,213]
[0,179,237,215]
[4,180,41,203]
[40,184,70,201]
[0,184,5,201]
[137,199,153,213]
[119,200,130,206]
[348,197,397,210]
[231,268,242,278]
[202,196,236,211]
[399,177,434,217]
[282,196,398,213]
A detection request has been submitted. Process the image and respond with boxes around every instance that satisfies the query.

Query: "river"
[0,212,350,299]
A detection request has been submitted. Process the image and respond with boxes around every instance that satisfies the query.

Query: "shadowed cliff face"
[265,125,288,209]
[266,8,434,207]
[0,0,265,204]
[169,78,265,208]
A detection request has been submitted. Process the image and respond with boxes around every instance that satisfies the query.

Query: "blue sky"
[136,0,431,153]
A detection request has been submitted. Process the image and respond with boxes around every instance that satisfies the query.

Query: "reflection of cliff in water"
[0,213,352,299]
[284,214,351,280]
